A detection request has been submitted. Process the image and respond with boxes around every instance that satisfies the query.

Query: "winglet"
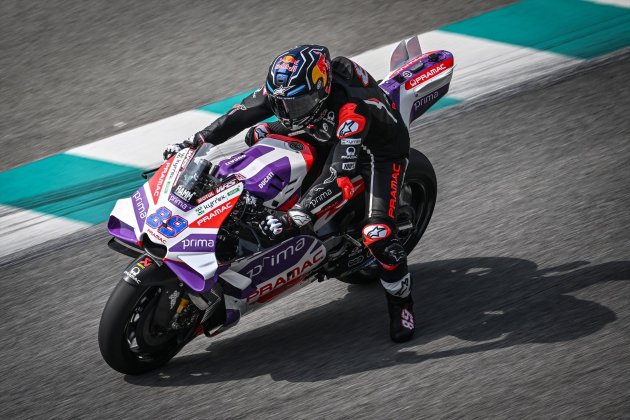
[405,36,422,59]
[389,36,423,72]
[389,40,409,72]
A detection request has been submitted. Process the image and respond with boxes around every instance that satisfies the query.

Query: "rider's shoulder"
[332,56,374,91]
[331,56,355,79]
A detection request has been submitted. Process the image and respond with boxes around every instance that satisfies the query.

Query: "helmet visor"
[268,89,321,122]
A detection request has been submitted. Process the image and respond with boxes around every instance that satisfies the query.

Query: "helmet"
[266,45,332,130]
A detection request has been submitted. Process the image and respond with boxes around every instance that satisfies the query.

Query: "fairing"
[209,235,327,333]
[379,49,454,128]
[107,135,318,294]
[108,146,244,292]
[215,136,315,208]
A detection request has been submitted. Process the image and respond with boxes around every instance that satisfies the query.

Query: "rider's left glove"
[163,132,208,160]
[261,214,293,237]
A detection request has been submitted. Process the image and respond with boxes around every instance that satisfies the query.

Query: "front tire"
[98,280,195,375]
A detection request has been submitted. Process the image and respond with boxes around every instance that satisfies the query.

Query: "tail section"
[381,36,454,128]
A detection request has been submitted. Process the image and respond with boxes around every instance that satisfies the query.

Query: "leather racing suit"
[194,57,412,302]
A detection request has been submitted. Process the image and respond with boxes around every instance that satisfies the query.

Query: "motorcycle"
[99,38,454,374]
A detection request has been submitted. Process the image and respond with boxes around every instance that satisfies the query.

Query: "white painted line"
[69,31,579,170]
[0,205,90,260]
[586,0,630,7]
[418,31,582,101]
[335,29,583,105]
[67,109,252,169]
[67,110,222,168]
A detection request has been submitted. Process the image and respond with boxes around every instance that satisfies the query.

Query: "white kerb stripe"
[67,110,251,169]
[419,31,582,101]
[0,205,91,259]
[586,0,630,7]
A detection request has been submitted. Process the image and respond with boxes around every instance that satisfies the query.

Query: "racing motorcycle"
[99,37,454,374]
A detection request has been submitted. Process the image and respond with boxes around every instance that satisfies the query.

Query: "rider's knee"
[362,218,407,269]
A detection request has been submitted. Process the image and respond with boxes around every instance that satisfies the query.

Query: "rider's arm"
[329,100,370,178]
[196,86,274,146]
[244,121,289,146]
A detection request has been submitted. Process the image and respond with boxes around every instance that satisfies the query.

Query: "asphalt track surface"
[2,1,630,419]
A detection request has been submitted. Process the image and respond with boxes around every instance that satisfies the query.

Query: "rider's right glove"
[260,214,294,237]
[163,132,208,160]
[260,207,314,238]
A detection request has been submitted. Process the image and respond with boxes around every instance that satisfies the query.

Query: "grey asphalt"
[2,0,630,419]
[0,0,512,171]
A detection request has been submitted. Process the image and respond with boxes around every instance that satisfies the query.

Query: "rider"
[164,45,415,342]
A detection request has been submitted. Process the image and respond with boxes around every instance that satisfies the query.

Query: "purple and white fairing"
[107,146,246,292]
[379,49,454,128]
[215,136,314,208]
[209,235,327,332]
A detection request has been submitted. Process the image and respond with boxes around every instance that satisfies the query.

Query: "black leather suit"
[197,57,412,290]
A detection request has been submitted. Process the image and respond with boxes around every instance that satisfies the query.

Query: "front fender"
[122,255,178,287]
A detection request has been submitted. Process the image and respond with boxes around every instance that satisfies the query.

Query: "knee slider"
[362,219,407,267]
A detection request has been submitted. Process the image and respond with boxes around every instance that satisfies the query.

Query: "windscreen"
[171,143,215,203]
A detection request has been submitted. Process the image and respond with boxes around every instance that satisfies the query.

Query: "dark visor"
[268,90,321,121]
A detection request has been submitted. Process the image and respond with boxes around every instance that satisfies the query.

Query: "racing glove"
[260,214,294,237]
[260,208,313,237]
[163,132,208,160]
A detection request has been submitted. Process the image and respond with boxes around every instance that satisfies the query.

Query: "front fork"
[120,254,219,333]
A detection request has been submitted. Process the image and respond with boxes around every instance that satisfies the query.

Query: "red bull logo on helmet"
[311,51,329,91]
[275,55,300,72]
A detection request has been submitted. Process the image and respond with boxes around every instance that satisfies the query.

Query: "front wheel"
[339,148,437,283]
[98,280,199,375]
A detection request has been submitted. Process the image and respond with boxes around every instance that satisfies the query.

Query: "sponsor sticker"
[195,202,233,227]
[180,237,215,250]
[132,190,147,220]
[258,172,274,189]
[175,185,194,201]
[337,120,359,138]
[196,179,239,204]
[340,138,361,145]
[124,257,153,284]
[413,91,440,110]
[404,57,453,90]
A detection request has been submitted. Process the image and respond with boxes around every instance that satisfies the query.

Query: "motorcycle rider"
[164,45,415,342]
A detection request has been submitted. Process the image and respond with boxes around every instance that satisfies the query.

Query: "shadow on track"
[125,257,629,386]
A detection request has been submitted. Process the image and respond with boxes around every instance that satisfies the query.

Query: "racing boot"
[382,273,415,342]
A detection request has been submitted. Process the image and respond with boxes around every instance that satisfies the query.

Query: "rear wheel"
[395,148,437,253]
[98,280,199,375]
[339,148,436,283]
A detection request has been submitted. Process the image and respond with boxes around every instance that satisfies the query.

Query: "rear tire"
[339,148,436,284]
[98,280,194,375]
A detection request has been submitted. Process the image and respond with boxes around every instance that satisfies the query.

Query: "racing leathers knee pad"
[362,219,410,297]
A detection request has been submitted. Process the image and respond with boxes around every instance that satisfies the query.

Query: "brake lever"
[141,167,160,179]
